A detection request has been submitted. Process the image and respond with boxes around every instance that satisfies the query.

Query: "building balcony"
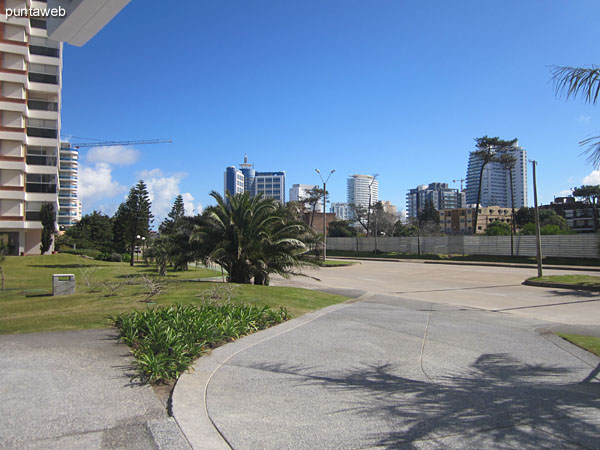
[28,99,59,112]
[27,154,57,166]
[27,127,58,139]
[29,45,60,58]
[26,183,56,194]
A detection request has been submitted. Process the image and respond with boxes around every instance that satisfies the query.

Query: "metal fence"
[327,234,599,259]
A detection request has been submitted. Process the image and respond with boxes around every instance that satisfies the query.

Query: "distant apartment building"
[406,183,462,218]
[542,196,599,233]
[58,142,80,229]
[288,183,322,212]
[381,200,398,217]
[440,206,512,235]
[465,140,528,209]
[330,202,351,220]
[224,155,286,202]
[347,174,378,213]
[0,1,128,254]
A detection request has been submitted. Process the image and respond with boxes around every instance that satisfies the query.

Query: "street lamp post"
[136,235,141,263]
[315,168,335,262]
[530,160,543,277]
[141,236,146,262]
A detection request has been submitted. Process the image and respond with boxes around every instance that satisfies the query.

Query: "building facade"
[330,202,351,220]
[0,0,128,254]
[542,196,599,233]
[465,141,528,209]
[347,174,378,209]
[440,206,512,235]
[0,3,62,254]
[224,155,286,202]
[406,182,462,218]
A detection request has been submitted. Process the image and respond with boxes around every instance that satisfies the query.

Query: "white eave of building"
[47,0,130,47]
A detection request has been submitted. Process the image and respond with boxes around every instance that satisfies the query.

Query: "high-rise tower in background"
[58,141,80,229]
[224,155,286,202]
[465,140,528,208]
[347,174,378,212]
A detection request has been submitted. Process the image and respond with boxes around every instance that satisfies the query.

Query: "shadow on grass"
[248,354,600,448]
[27,264,103,269]
[24,293,52,298]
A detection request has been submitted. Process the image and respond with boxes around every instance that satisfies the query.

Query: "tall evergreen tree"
[471,136,518,233]
[40,203,56,254]
[159,194,185,234]
[119,180,153,266]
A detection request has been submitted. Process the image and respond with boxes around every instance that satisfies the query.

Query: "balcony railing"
[29,45,60,58]
[28,72,58,85]
[28,99,58,111]
[27,127,57,138]
[27,154,57,166]
[59,192,78,198]
[26,183,56,193]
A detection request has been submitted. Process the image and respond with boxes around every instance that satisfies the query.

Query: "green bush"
[58,248,102,259]
[112,303,288,383]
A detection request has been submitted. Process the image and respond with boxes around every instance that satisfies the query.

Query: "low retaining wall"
[327,235,599,259]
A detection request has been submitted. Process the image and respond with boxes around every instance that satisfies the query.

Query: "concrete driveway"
[174,261,600,449]
[0,329,190,449]
[273,260,600,325]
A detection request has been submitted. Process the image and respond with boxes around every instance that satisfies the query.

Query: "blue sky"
[61,0,600,222]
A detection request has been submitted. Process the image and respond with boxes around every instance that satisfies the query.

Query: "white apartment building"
[58,141,79,229]
[0,0,128,254]
[0,1,62,254]
[465,141,528,209]
[330,202,351,220]
[289,183,323,212]
[347,174,378,209]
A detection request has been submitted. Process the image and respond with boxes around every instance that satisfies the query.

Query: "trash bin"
[52,274,75,296]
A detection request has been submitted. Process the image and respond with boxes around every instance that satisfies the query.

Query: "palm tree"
[498,152,517,255]
[471,136,518,233]
[551,65,600,166]
[192,191,312,284]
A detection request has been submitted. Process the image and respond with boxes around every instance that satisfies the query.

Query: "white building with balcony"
[0,0,128,254]
[58,141,79,229]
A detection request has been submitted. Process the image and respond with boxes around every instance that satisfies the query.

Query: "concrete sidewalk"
[0,329,190,449]
[173,291,600,449]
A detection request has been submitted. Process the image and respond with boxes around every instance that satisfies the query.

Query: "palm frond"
[580,134,600,167]
[551,65,600,105]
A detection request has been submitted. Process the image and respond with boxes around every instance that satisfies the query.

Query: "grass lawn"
[528,275,600,289]
[0,253,348,334]
[327,250,600,266]
[558,333,600,357]
[314,259,357,267]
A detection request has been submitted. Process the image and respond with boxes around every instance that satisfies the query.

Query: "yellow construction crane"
[69,139,172,149]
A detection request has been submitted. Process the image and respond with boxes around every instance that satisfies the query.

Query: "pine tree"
[159,194,185,234]
[40,203,56,254]
[120,180,153,266]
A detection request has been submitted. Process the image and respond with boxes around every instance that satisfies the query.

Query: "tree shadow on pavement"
[250,354,600,449]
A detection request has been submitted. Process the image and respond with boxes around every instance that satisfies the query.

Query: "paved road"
[273,260,600,326]
[0,329,190,449]
[174,261,600,449]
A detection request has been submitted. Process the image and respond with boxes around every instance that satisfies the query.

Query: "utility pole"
[530,160,543,277]
[315,169,335,262]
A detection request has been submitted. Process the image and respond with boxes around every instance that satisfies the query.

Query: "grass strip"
[557,333,600,357]
[527,275,600,289]
[112,303,288,383]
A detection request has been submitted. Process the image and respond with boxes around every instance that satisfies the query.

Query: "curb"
[328,256,600,272]
[171,297,366,449]
[523,279,600,291]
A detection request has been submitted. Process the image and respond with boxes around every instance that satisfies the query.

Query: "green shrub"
[111,303,288,383]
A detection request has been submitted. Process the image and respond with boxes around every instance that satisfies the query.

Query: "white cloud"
[139,169,198,222]
[86,145,140,166]
[578,115,591,123]
[79,162,127,203]
[583,170,600,185]
[180,192,199,216]
[556,189,573,197]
